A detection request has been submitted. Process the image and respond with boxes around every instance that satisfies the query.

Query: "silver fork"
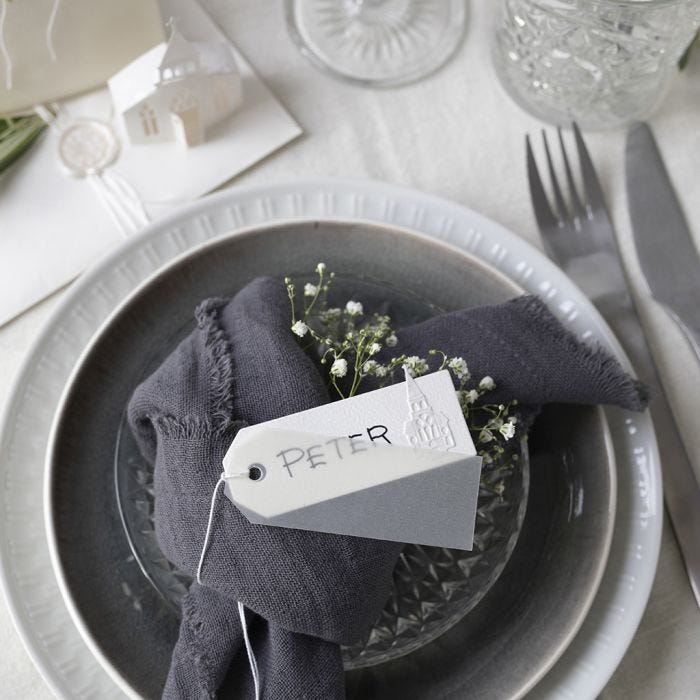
[527,123,700,608]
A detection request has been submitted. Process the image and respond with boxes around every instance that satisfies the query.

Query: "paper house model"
[108,24,242,148]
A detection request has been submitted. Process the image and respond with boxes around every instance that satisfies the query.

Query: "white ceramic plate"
[0,179,661,699]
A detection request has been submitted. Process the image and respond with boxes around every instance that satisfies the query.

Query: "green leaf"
[0,115,46,175]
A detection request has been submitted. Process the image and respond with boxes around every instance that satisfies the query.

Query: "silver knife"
[626,122,700,359]
[624,122,700,605]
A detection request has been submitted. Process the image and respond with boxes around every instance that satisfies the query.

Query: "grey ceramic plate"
[47,220,615,699]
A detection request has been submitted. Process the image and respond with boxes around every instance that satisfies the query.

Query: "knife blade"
[626,122,700,359]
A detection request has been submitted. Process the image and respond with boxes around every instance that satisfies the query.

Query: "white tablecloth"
[1,1,699,697]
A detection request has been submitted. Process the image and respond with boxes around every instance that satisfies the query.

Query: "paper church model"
[108,22,243,148]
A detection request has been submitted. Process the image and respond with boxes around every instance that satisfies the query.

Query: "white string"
[87,172,149,238]
[34,102,175,217]
[35,102,149,239]
[196,471,261,700]
[196,470,251,583]
[0,1,60,90]
[238,601,261,700]
[0,0,11,91]
[45,101,149,235]
[38,100,149,238]
[196,473,226,585]
[34,104,56,127]
[100,170,150,228]
[46,0,61,62]
[35,103,71,132]
[88,175,134,238]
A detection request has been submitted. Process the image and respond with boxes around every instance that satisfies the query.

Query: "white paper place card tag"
[222,370,482,549]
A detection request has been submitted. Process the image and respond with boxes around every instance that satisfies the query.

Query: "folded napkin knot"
[128,276,646,700]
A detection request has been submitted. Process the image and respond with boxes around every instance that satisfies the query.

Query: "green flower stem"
[348,334,368,397]
[329,374,345,399]
[303,267,325,316]
[285,278,297,324]
[0,115,47,175]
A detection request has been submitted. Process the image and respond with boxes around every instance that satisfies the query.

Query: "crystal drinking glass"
[492,0,700,129]
[286,0,467,87]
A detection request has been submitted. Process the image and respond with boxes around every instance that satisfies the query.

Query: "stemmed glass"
[286,0,467,87]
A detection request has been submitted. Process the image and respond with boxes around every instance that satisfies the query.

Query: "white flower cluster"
[499,417,516,440]
[285,264,405,397]
[447,356,469,380]
[345,300,363,316]
[362,359,388,378]
[478,413,517,444]
[479,376,495,391]
[463,389,479,405]
[402,356,429,378]
[330,358,348,377]
[291,320,308,337]
[285,263,520,502]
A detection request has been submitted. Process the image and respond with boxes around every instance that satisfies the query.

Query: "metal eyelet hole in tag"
[248,464,265,481]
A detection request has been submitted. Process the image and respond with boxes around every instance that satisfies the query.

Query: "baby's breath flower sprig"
[287,265,402,398]
[285,277,296,324]
[303,262,334,318]
[285,264,520,496]
[291,320,308,337]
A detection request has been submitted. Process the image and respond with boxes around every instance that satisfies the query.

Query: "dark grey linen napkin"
[127,277,647,700]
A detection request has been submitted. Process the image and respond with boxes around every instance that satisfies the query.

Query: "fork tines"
[526,122,614,261]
